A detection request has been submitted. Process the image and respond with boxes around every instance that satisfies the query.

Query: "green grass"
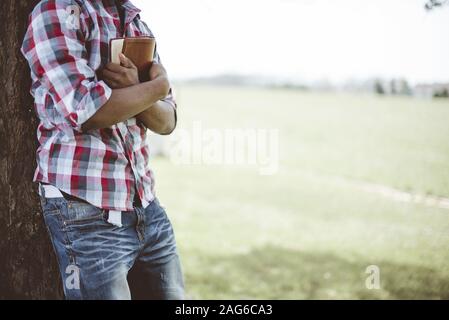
[152,85,449,299]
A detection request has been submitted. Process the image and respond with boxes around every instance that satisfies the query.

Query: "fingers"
[101,68,121,82]
[102,76,118,88]
[104,55,136,73]
[104,62,125,73]
[100,63,140,89]
[100,55,139,89]
[149,63,168,81]
[154,62,167,73]
[101,68,122,88]
[119,53,136,69]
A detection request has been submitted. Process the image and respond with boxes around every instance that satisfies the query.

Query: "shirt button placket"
[118,124,143,207]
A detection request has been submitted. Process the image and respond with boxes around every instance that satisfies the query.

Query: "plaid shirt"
[21,0,176,211]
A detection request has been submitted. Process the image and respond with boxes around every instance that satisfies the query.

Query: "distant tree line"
[433,88,449,98]
[373,79,412,96]
[373,79,449,99]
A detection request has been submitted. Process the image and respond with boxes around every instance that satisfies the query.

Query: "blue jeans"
[39,196,185,300]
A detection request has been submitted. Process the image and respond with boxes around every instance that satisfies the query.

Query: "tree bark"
[0,0,63,299]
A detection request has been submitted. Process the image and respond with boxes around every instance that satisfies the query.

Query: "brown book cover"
[109,36,156,82]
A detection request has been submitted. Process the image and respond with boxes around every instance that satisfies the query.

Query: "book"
[109,36,156,82]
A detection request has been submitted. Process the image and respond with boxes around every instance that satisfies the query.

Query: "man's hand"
[99,53,140,89]
[150,63,168,81]
[148,62,171,99]
[99,55,170,98]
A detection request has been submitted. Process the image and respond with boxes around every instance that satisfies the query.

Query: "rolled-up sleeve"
[21,0,112,132]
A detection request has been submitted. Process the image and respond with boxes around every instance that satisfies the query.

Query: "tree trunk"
[0,0,63,299]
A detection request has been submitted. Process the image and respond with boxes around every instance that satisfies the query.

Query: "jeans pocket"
[40,197,63,216]
[63,201,107,226]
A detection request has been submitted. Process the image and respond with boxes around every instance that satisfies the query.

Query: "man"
[21,0,184,300]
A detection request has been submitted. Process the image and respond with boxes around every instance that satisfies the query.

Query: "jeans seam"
[55,206,77,265]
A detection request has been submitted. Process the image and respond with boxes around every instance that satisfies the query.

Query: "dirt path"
[300,169,449,210]
[357,181,449,210]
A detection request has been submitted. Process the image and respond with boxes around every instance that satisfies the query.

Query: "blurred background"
[133,0,449,299]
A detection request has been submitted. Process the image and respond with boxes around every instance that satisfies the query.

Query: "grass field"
[151,85,449,299]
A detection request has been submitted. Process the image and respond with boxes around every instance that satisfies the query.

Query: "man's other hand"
[149,62,168,81]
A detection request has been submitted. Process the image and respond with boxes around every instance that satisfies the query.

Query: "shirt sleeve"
[21,0,112,132]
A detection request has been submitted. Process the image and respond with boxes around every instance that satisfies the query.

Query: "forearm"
[81,77,169,131]
[136,100,177,135]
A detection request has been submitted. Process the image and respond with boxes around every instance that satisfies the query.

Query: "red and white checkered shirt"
[21,0,176,211]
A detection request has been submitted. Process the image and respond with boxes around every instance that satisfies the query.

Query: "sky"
[133,0,449,84]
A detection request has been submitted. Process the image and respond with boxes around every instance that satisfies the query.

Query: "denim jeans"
[39,196,185,300]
